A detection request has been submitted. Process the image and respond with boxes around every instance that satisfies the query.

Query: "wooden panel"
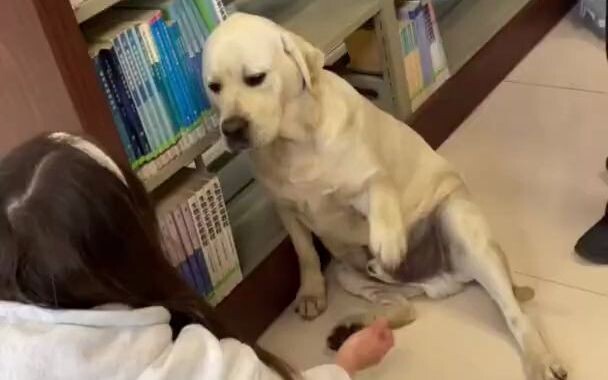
[31,0,125,162]
[0,0,82,155]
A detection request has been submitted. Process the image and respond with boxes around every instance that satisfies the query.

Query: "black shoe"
[575,202,608,264]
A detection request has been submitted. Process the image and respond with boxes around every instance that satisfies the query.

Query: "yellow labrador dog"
[204,13,567,380]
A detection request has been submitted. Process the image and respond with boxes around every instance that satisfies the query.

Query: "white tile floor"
[259,11,608,380]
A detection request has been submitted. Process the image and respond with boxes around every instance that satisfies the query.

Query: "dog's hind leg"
[440,194,567,380]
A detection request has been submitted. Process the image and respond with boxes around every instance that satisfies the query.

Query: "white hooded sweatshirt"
[0,302,349,380]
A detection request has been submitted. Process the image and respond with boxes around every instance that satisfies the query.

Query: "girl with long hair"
[0,133,393,380]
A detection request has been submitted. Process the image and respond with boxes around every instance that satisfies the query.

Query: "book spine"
[94,53,138,164]
[204,181,230,278]
[184,0,210,41]
[426,2,447,75]
[133,26,177,150]
[163,213,198,291]
[159,20,195,128]
[124,27,169,154]
[211,176,242,281]
[198,181,228,283]
[116,31,162,154]
[111,36,152,158]
[211,0,228,22]
[193,0,218,32]
[188,190,222,287]
[138,21,181,145]
[181,200,213,297]
[173,208,206,296]
[412,6,433,87]
[150,18,185,136]
[180,0,207,114]
[167,22,201,125]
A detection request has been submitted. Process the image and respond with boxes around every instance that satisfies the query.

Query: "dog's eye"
[244,73,266,87]
[208,82,222,94]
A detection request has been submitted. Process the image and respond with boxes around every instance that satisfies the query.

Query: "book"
[173,208,207,295]
[155,169,241,303]
[209,176,242,298]
[193,0,219,32]
[181,200,214,297]
[103,46,152,161]
[90,44,138,164]
[398,1,448,98]
[162,213,199,291]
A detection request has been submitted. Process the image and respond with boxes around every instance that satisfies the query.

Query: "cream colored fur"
[204,13,567,380]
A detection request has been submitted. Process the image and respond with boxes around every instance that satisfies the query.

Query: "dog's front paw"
[527,353,568,380]
[295,281,327,320]
[370,220,407,270]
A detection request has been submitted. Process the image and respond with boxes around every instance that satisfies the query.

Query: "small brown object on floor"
[327,323,365,351]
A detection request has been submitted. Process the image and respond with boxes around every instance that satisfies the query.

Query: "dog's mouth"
[224,132,250,151]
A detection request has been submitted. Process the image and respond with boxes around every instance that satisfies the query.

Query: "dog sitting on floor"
[203,13,567,380]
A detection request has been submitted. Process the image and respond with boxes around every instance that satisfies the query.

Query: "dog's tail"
[326,302,415,351]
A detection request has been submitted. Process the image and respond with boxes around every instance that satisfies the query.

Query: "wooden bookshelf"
[74,0,124,23]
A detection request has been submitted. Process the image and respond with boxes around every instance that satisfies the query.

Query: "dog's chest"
[255,145,372,244]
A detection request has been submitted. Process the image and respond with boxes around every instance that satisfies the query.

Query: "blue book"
[409,5,433,86]
[155,20,194,129]
[134,20,180,133]
[92,51,138,164]
[104,48,151,158]
[164,21,198,126]
[181,201,213,296]
[117,30,163,154]
[173,209,206,296]
[129,26,177,148]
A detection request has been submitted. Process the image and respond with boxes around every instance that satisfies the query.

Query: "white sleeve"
[302,365,351,380]
[140,324,350,380]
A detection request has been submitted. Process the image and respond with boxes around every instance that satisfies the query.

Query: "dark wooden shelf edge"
[216,239,299,343]
[408,0,577,149]
[215,0,575,343]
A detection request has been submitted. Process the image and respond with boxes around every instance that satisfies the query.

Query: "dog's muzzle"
[221,116,250,151]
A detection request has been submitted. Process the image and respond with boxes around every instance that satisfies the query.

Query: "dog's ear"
[280,30,324,90]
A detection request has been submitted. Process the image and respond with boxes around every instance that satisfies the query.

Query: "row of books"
[398,0,449,100]
[84,0,228,180]
[157,171,242,305]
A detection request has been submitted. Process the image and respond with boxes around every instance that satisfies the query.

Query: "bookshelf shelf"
[411,69,450,112]
[236,0,380,57]
[143,129,220,192]
[438,0,530,74]
[74,0,124,23]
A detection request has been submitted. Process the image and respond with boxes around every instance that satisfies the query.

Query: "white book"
[211,176,242,281]
[188,188,222,288]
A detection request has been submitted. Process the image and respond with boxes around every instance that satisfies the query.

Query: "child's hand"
[335,318,395,376]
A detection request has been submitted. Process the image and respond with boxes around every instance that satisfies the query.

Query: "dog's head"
[203,13,324,151]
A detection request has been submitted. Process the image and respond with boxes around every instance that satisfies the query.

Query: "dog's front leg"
[278,207,327,320]
[368,177,407,270]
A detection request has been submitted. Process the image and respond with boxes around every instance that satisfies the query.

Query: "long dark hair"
[0,133,294,379]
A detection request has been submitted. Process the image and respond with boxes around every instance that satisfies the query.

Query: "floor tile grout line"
[504,79,608,95]
[514,270,608,298]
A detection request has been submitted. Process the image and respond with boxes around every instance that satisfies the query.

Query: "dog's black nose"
[221,116,249,135]
[221,116,250,150]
